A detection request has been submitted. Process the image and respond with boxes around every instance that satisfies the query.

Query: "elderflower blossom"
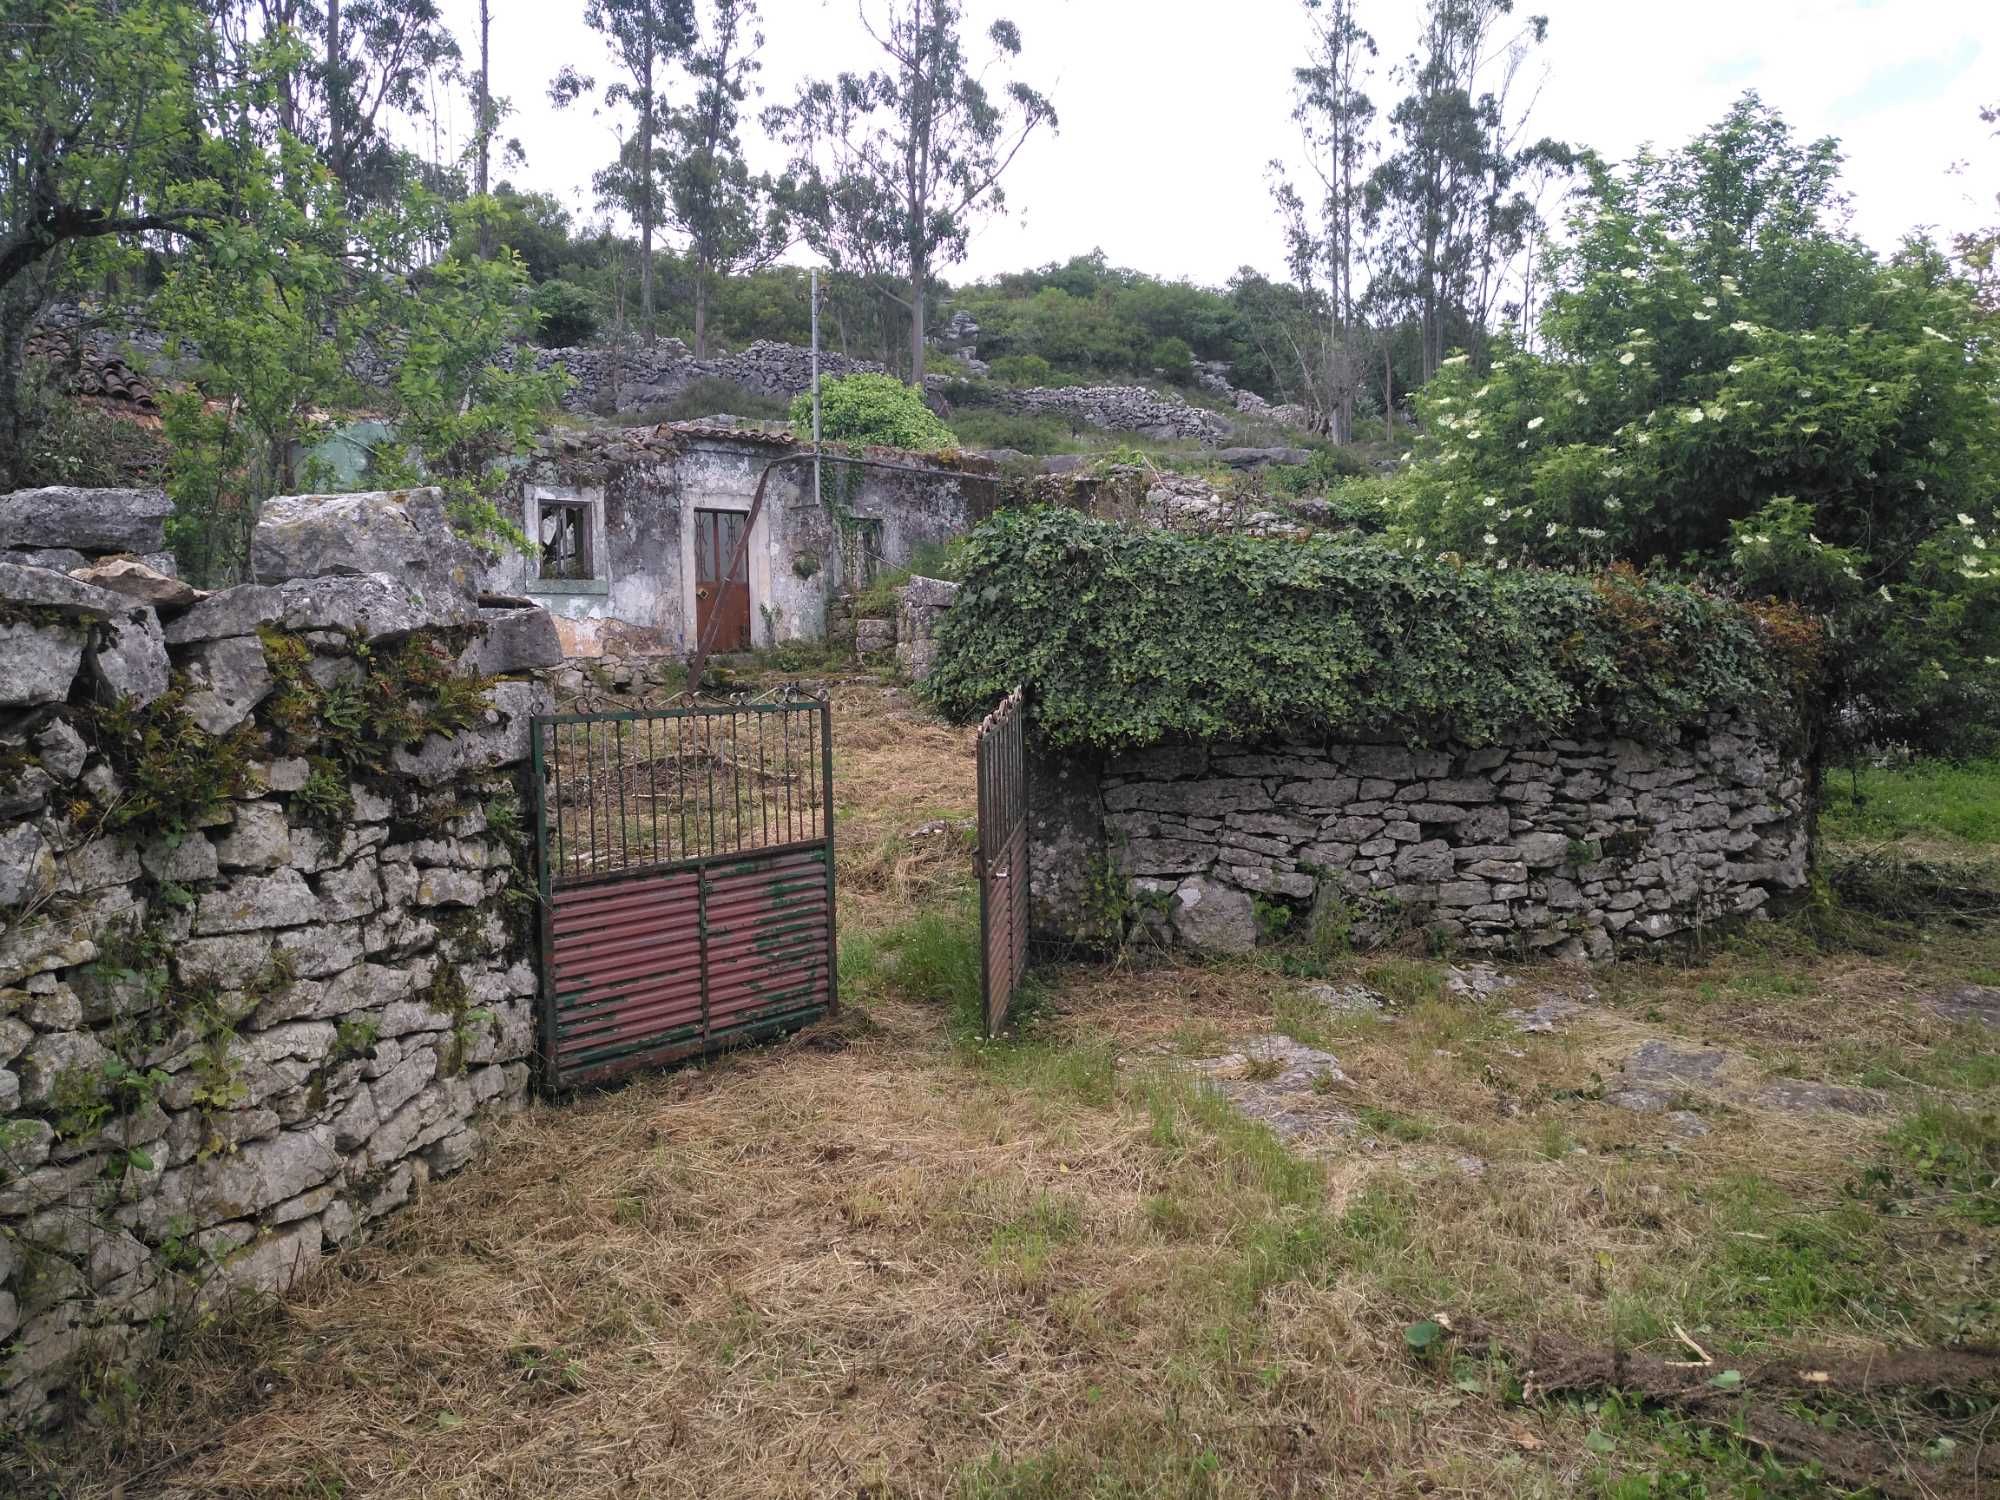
[1604,497,1623,511]
[1579,527,1607,539]
[1496,559,1510,571]
[1746,533,1771,546]
[1810,533,1825,545]
[1546,522,1560,538]
[1916,479,1927,491]
[1729,320,1759,334]
[1443,354,1469,366]
[1727,363,1743,374]
[1922,326,1952,341]
[1931,661,1950,679]
[1619,351,1636,365]
[1960,513,1977,527]
[1692,311,1712,321]
[1483,532,1498,546]
[1526,416,1545,430]
[1619,266,1640,279]
[1482,496,1498,508]
[1572,392,1589,404]
[1702,296,1719,307]
[1843,567,1860,581]
[1683,407,1706,424]
[1878,585,1893,602]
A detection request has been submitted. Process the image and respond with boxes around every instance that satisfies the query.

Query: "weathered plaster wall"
[1,487,560,1428]
[490,425,989,658]
[1029,721,1811,961]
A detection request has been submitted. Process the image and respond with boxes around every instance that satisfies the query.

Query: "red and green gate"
[528,691,836,1091]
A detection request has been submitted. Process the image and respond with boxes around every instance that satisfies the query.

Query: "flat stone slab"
[1924,986,2000,1029]
[1299,982,1387,1016]
[1603,1039,1886,1121]
[1190,1034,1355,1145]
[1446,963,1520,1001]
[1503,996,1591,1034]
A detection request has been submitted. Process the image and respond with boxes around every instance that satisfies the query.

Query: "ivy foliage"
[789,373,957,451]
[924,508,1812,753]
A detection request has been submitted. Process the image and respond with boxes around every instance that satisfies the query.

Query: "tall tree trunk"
[693,266,708,356]
[0,300,30,490]
[324,0,345,186]
[476,0,493,258]
[639,53,656,344]
[908,253,927,385]
[1383,340,1394,441]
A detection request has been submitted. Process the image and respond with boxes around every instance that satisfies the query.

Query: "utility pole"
[810,266,821,513]
[476,0,494,259]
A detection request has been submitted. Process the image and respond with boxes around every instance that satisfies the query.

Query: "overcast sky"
[430,0,1997,288]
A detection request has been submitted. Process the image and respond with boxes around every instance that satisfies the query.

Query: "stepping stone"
[1924,985,2000,1028]
[1191,1034,1354,1144]
[1622,1040,1731,1086]
[1504,995,1590,1034]
[1602,1039,1886,1121]
[1300,982,1387,1016]
[1446,963,1519,1001]
[1750,1079,1887,1116]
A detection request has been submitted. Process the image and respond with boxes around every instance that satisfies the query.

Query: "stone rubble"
[0,485,550,1428]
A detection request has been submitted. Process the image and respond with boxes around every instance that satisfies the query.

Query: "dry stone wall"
[0,486,559,1428]
[1029,721,1811,961]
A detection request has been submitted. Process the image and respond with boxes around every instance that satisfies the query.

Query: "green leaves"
[791,373,957,450]
[925,508,1800,754]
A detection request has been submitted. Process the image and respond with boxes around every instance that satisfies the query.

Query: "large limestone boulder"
[0,487,171,555]
[458,605,563,676]
[69,556,198,610]
[251,487,481,603]
[0,561,148,707]
[165,572,478,646]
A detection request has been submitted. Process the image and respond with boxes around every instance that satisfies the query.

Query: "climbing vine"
[926,508,1821,753]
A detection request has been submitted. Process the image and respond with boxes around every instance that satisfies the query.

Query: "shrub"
[790,373,957,451]
[925,507,1813,754]
[638,376,791,425]
[529,278,600,347]
[1150,336,1195,385]
[987,353,1055,387]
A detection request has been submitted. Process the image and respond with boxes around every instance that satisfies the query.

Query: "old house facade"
[482,421,995,659]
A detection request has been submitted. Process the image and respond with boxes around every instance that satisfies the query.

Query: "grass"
[1821,755,2000,850]
[9,705,2000,1498]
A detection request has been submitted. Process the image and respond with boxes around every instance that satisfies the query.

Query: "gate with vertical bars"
[528,690,836,1091]
[975,687,1030,1036]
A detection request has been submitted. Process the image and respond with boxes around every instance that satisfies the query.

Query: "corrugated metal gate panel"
[976,687,1030,1036]
[531,695,836,1092]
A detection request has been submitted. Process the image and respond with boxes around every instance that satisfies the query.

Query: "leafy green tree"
[665,0,786,356]
[791,372,955,450]
[1953,102,1998,312]
[361,199,571,550]
[0,0,241,486]
[1385,97,2000,754]
[550,0,700,342]
[156,139,356,584]
[766,0,1055,382]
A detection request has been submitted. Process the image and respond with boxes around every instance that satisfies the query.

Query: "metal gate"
[528,691,836,1090]
[975,687,1029,1035]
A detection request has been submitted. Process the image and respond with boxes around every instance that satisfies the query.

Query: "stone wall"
[1,487,559,1428]
[972,384,1232,445]
[1029,721,1811,961]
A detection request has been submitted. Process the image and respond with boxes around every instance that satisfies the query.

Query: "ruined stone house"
[481,421,996,660]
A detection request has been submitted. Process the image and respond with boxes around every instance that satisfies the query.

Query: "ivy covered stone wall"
[1028,721,1812,960]
[0,486,559,1428]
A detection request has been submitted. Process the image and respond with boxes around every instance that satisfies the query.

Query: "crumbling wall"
[0,486,560,1428]
[1029,723,1811,961]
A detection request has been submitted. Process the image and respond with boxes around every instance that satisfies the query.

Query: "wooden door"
[694,509,751,653]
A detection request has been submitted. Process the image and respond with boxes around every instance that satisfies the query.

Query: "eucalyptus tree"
[665,0,786,355]
[766,0,1055,383]
[1366,0,1566,381]
[551,0,700,341]
[1271,0,1377,440]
